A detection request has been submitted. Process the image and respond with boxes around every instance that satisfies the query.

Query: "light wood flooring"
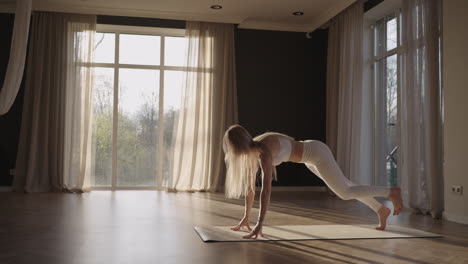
[1,190,467,264]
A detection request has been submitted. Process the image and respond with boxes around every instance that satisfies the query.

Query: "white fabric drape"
[399,0,443,217]
[326,0,371,184]
[167,21,238,192]
[14,12,96,192]
[0,0,32,115]
[63,16,96,191]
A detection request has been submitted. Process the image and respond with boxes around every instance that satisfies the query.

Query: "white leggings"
[301,140,390,212]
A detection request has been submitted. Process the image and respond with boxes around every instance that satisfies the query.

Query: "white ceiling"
[0,0,357,32]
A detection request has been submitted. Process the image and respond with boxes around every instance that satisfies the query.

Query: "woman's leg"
[302,140,402,230]
[302,141,390,200]
[305,163,383,212]
[305,162,392,230]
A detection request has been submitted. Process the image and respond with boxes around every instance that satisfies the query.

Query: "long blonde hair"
[223,125,260,199]
[223,127,288,198]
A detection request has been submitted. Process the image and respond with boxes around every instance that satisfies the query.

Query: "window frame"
[371,10,402,187]
[90,24,185,190]
[372,13,402,62]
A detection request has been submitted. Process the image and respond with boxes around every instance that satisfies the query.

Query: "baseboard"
[0,186,326,193]
[256,186,327,192]
[443,212,468,225]
[0,186,13,192]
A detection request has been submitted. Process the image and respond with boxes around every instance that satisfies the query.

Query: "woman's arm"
[243,154,272,239]
[231,188,255,231]
[245,189,255,218]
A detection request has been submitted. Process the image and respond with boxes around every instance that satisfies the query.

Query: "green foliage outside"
[91,71,179,187]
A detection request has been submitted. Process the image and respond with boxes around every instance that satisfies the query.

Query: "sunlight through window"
[89,26,186,189]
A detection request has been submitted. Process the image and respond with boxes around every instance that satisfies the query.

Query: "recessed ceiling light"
[211,5,223,10]
[293,11,304,16]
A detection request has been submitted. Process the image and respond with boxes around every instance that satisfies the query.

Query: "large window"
[90,25,186,189]
[372,13,401,187]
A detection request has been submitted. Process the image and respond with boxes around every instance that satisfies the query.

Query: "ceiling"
[0,0,357,32]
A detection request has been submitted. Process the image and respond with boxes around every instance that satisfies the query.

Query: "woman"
[223,124,403,239]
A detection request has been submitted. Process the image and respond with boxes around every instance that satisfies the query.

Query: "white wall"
[443,0,468,225]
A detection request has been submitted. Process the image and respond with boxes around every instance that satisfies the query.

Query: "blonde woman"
[223,124,403,239]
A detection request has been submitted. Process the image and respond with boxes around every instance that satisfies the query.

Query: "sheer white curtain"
[14,12,96,192]
[63,16,96,191]
[0,0,31,115]
[399,0,443,217]
[167,21,238,192]
[326,0,372,184]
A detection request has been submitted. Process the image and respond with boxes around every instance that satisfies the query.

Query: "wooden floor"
[1,190,467,264]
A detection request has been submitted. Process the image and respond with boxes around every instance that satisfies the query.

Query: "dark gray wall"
[0,13,25,186]
[235,28,327,186]
[0,14,328,186]
[97,15,185,28]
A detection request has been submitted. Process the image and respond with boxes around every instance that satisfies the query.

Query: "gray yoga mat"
[194,224,442,242]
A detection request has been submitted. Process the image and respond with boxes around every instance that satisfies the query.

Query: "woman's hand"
[242,222,264,239]
[231,216,252,232]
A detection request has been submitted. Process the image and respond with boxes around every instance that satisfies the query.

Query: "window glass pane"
[386,55,397,128]
[119,34,160,65]
[94,33,115,63]
[162,70,183,184]
[117,69,160,186]
[91,67,114,187]
[385,54,398,187]
[386,18,397,51]
[91,28,188,188]
[164,37,186,66]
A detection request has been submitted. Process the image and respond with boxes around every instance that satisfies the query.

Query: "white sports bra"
[272,137,292,166]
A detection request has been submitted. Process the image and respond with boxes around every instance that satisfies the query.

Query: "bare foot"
[375,206,391,230]
[389,187,403,215]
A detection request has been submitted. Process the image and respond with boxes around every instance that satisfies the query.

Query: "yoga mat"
[194,224,442,242]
